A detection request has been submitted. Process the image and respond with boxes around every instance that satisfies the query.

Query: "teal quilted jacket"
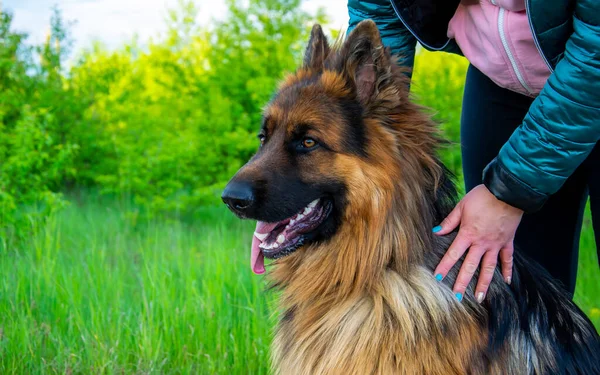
[348,0,600,212]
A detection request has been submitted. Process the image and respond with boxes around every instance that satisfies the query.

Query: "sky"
[4,0,349,57]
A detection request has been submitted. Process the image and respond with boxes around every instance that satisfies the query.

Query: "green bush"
[412,49,469,190]
[0,9,78,230]
[0,0,467,222]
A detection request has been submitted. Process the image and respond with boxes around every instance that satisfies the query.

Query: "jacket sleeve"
[483,2,600,212]
[347,0,417,71]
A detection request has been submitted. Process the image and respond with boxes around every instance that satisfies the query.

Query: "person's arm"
[435,0,600,303]
[348,0,417,73]
[484,3,600,212]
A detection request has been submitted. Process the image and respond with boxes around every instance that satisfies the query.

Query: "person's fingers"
[452,246,487,301]
[433,233,471,282]
[499,244,514,285]
[474,250,499,303]
[433,203,462,235]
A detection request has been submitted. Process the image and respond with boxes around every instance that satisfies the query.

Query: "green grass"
[0,197,273,374]
[0,196,598,374]
[574,205,600,326]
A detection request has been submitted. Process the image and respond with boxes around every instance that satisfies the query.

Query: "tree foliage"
[0,1,324,218]
[0,8,78,224]
[0,0,466,224]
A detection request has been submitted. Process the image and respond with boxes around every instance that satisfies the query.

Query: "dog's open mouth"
[250,198,332,274]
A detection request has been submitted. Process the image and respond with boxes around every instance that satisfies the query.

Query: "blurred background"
[0,0,598,373]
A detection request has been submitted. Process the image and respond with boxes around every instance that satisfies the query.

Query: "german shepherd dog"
[222,20,600,374]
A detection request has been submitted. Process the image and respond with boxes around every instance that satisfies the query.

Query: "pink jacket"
[447,0,550,97]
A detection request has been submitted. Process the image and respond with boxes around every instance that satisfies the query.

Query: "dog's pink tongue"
[251,221,278,275]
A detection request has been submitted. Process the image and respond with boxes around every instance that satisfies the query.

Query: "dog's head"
[222,21,443,275]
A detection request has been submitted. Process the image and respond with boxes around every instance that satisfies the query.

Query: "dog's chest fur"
[270,267,502,375]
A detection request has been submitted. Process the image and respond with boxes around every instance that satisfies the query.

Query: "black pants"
[461,65,600,296]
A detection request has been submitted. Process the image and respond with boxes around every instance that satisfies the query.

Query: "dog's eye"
[258,134,266,146]
[302,137,317,149]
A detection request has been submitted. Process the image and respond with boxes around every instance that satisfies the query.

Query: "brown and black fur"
[223,21,600,374]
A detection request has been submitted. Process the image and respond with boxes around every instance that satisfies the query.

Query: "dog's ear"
[303,24,330,71]
[339,20,401,108]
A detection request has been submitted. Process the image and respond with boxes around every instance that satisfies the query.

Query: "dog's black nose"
[222,180,255,215]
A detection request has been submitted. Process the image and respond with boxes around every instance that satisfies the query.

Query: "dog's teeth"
[273,243,279,248]
[308,199,319,208]
[297,214,304,220]
[303,207,312,215]
[277,234,285,244]
[289,219,295,226]
[254,232,269,241]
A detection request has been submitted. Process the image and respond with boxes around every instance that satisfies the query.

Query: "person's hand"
[432,184,523,303]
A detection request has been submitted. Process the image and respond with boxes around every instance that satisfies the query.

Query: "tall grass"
[575,206,600,324]
[0,195,597,374]
[0,196,274,374]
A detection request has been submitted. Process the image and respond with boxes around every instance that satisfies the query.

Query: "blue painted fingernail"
[432,226,442,233]
[435,273,443,282]
[455,292,463,302]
